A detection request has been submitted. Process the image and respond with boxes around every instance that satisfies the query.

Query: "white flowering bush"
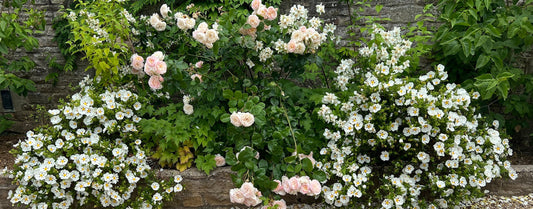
[7,77,183,208]
[317,26,516,208]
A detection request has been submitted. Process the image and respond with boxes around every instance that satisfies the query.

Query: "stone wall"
[0,0,91,133]
[0,166,532,208]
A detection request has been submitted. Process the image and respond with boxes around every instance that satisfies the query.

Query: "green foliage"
[0,0,44,97]
[65,0,135,82]
[0,114,15,133]
[433,0,533,137]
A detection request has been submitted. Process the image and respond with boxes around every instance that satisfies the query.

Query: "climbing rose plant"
[317,26,516,208]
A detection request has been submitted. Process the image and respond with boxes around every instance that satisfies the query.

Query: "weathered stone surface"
[0,165,531,208]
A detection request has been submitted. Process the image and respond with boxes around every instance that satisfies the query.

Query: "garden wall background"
[1,0,533,208]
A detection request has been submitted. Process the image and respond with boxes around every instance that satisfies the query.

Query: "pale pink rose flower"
[251,0,261,11]
[243,196,261,207]
[144,56,158,76]
[130,54,144,71]
[272,200,287,209]
[247,15,260,28]
[272,179,286,195]
[286,40,297,53]
[152,51,165,61]
[309,179,321,196]
[214,154,226,167]
[205,42,214,49]
[230,112,242,127]
[239,112,255,127]
[191,74,203,82]
[155,60,167,75]
[257,5,267,18]
[148,75,164,90]
[298,176,311,195]
[229,188,245,204]
[240,182,257,199]
[287,176,300,195]
[195,61,204,68]
[299,26,307,33]
[183,104,194,115]
[160,4,170,19]
[265,6,278,20]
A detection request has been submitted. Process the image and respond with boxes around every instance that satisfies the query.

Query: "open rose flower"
[155,60,167,75]
[247,15,260,28]
[183,104,194,115]
[160,4,170,19]
[265,6,278,20]
[130,54,144,71]
[214,154,225,167]
[230,112,242,127]
[148,75,164,90]
[251,0,261,11]
[239,112,255,127]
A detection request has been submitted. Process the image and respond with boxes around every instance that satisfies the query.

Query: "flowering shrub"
[317,26,516,208]
[7,77,183,208]
[130,2,336,205]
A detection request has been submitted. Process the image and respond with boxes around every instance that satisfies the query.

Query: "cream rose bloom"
[230,112,242,127]
[286,40,297,53]
[160,4,170,19]
[265,6,277,20]
[154,21,166,31]
[152,51,165,61]
[205,29,219,44]
[155,60,167,75]
[239,112,255,127]
[251,0,261,11]
[183,104,194,115]
[149,13,160,27]
[294,42,306,54]
[247,14,260,28]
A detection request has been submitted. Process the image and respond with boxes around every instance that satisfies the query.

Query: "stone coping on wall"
[0,165,532,208]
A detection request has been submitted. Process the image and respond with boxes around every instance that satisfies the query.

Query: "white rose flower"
[239,112,255,127]
[160,4,170,19]
[183,104,194,115]
[230,112,242,127]
[154,21,166,31]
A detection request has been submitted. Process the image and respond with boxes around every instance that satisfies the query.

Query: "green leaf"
[220,113,230,123]
[222,89,233,99]
[312,170,327,182]
[375,5,383,14]
[284,155,297,163]
[476,54,490,69]
[302,158,313,173]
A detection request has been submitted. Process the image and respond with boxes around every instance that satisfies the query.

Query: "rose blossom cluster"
[174,12,196,31]
[192,22,219,49]
[132,51,167,90]
[272,176,321,196]
[240,0,278,38]
[229,182,262,207]
[149,13,166,31]
[230,112,255,127]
